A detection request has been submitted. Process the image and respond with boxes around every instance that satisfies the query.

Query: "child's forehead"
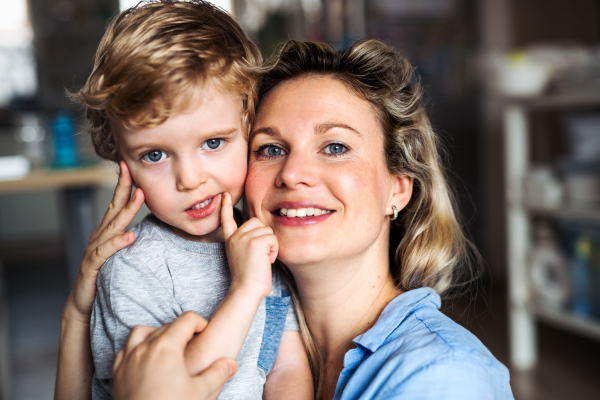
[113,79,246,137]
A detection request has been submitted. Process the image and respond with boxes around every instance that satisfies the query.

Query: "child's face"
[116,80,247,242]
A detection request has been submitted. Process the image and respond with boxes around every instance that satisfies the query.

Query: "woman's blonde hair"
[258,40,481,397]
[71,0,261,162]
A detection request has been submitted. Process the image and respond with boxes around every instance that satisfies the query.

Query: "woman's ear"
[390,175,413,214]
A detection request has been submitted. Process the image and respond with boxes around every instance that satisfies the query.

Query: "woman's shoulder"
[386,288,507,371]
[346,288,513,399]
[402,299,499,365]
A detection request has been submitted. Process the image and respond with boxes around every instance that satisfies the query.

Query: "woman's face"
[246,76,411,267]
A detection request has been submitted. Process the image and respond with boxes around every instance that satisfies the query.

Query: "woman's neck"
[289,242,402,399]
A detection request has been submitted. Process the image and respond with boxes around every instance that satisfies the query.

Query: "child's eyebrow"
[126,127,240,154]
[210,127,239,137]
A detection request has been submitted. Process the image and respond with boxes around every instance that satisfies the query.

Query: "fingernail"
[132,190,137,201]
[228,361,236,376]
[125,231,133,241]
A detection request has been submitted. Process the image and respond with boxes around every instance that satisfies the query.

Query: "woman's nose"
[175,159,207,191]
[276,151,318,189]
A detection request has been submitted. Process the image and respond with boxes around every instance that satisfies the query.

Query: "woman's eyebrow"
[251,126,279,137]
[316,122,361,136]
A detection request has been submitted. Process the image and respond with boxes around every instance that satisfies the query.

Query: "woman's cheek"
[245,167,267,217]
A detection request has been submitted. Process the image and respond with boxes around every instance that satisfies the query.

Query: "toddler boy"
[73,1,312,399]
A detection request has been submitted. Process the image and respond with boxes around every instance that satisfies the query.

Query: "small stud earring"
[391,205,398,221]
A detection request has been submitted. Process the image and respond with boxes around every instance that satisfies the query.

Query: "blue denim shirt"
[333,288,514,400]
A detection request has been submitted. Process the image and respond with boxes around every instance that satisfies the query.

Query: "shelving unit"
[504,90,600,370]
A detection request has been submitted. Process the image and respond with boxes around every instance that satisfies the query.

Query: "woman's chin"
[277,247,327,268]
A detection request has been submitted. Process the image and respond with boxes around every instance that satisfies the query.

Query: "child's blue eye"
[143,150,166,163]
[203,139,224,150]
[323,143,347,155]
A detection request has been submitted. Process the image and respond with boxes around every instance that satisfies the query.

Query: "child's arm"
[263,331,314,400]
[184,193,276,375]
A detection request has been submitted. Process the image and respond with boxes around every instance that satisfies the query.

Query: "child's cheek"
[226,161,248,204]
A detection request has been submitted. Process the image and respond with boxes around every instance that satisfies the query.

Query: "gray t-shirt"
[90,215,298,400]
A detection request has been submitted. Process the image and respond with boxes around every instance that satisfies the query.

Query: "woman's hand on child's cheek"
[112,312,237,400]
[221,193,275,300]
[67,161,145,323]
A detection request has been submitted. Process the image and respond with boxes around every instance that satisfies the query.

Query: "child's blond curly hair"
[71,0,261,162]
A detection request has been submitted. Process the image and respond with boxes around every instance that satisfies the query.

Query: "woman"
[56,40,513,400]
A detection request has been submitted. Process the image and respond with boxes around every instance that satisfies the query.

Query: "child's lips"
[188,196,214,211]
[185,194,221,219]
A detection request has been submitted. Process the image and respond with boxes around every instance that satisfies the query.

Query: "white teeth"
[192,198,213,210]
[279,207,331,218]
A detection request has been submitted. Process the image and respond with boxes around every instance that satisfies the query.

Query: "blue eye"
[267,146,283,156]
[143,150,166,163]
[203,139,224,150]
[258,145,286,158]
[324,143,347,155]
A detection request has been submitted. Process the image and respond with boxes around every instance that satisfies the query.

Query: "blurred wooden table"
[0,164,118,283]
[0,164,116,194]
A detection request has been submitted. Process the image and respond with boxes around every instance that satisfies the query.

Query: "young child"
[72,1,313,399]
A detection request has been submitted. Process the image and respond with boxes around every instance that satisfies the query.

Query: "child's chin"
[174,221,222,241]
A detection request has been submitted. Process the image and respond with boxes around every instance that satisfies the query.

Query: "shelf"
[506,90,600,110]
[0,163,118,195]
[532,306,600,342]
[526,204,600,224]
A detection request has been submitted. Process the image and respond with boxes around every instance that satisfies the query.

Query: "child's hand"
[221,192,275,300]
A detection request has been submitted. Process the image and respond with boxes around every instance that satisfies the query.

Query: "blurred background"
[0,0,599,399]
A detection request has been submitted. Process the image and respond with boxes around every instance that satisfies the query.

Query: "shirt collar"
[352,287,441,353]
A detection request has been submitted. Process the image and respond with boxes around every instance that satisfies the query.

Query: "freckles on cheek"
[337,166,372,199]
[244,166,259,192]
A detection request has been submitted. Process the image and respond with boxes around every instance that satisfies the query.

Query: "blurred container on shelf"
[571,234,595,316]
[13,113,46,169]
[559,222,600,318]
[563,172,600,208]
[51,113,78,168]
[564,114,600,163]
[530,222,570,309]
[559,113,600,208]
[524,166,564,208]
[487,45,599,98]
[0,155,29,181]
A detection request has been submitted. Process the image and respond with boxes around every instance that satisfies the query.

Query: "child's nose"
[175,160,207,191]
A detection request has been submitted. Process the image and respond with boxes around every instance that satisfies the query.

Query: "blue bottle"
[572,235,594,317]
[51,113,78,167]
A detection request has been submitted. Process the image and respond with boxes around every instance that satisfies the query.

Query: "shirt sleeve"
[383,356,514,400]
[90,251,183,381]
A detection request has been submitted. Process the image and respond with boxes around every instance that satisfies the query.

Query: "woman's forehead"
[251,76,379,139]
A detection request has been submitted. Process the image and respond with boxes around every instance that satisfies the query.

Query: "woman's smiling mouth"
[270,202,335,226]
[278,207,333,217]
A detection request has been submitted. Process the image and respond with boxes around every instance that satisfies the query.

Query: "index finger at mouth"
[220,192,238,240]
